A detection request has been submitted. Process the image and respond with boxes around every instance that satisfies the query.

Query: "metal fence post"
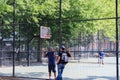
[13,0,16,77]
[115,0,119,80]
[59,0,62,47]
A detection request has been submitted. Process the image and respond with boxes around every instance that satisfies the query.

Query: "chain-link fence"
[0,0,120,79]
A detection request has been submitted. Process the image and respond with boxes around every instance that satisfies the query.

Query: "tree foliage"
[0,0,119,44]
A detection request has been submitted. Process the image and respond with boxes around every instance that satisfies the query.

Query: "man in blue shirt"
[98,49,105,65]
[43,47,56,80]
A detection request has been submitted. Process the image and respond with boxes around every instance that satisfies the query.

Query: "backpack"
[61,52,68,64]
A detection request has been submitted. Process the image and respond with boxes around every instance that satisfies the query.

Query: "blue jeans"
[56,63,65,80]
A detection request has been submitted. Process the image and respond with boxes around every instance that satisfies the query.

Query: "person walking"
[43,47,56,80]
[56,46,71,80]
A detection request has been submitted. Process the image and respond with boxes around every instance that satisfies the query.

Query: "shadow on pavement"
[81,76,116,80]
[16,72,47,77]
[0,76,116,80]
[0,76,46,80]
[64,77,80,80]
[0,72,48,80]
[0,72,47,77]
[64,76,116,80]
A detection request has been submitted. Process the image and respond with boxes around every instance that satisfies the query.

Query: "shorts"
[48,64,56,73]
[99,58,104,62]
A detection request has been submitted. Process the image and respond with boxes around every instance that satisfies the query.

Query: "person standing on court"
[43,47,56,80]
[98,49,105,65]
[56,46,72,80]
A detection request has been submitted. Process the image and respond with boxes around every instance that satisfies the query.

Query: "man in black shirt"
[56,46,71,80]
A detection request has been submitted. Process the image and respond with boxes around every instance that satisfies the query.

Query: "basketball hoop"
[40,26,51,39]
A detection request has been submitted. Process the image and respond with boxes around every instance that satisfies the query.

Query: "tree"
[0,0,120,62]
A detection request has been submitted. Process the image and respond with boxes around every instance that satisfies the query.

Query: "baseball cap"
[60,46,65,50]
